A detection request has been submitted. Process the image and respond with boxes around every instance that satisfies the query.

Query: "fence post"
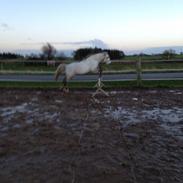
[0,62,3,71]
[136,56,142,86]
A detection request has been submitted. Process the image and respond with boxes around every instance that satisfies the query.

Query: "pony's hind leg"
[59,76,66,90]
[62,76,69,93]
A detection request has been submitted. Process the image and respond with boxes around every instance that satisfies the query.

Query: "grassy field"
[103,62,183,71]
[124,54,183,61]
[1,61,183,72]
[0,80,183,89]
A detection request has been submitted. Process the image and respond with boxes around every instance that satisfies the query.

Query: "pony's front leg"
[97,64,104,87]
[61,77,69,93]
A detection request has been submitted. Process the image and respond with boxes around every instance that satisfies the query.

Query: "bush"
[162,49,176,60]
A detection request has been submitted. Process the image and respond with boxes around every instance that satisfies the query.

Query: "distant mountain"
[4,45,183,56]
[125,46,183,55]
[13,49,41,56]
[143,46,183,54]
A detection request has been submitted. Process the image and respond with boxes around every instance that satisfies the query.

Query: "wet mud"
[0,88,183,183]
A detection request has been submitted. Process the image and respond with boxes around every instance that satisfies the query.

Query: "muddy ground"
[0,88,183,183]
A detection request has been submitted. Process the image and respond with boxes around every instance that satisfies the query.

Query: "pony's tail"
[54,64,66,81]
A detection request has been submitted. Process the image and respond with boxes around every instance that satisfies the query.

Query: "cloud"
[0,23,12,31]
[21,39,109,49]
[61,39,109,49]
[21,42,44,45]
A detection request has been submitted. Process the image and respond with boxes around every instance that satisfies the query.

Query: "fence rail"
[1,59,183,64]
[0,58,183,83]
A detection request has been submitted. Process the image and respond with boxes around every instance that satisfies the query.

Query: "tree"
[104,49,125,60]
[162,49,176,60]
[73,48,125,60]
[41,43,56,60]
[73,47,102,60]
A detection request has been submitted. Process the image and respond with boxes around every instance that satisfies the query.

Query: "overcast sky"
[0,0,183,52]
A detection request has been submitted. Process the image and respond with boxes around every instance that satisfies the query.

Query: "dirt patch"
[0,88,183,183]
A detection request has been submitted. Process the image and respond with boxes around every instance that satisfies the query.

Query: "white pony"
[54,52,111,91]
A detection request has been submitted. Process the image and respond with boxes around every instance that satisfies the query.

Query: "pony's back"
[84,52,103,60]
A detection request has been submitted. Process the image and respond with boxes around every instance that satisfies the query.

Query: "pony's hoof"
[63,88,69,93]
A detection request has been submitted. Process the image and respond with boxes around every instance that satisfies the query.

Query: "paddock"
[0,88,183,183]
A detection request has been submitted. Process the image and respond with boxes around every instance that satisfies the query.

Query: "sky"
[0,0,183,53]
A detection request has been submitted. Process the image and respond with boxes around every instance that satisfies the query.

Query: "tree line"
[0,43,182,60]
[73,48,125,60]
[40,44,126,60]
[0,52,23,59]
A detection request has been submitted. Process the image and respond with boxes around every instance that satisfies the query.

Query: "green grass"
[124,54,183,61]
[0,80,183,89]
[104,62,183,71]
[1,61,183,72]
[103,62,136,71]
[0,62,56,72]
[142,62,183,70]
[0,81,100,89]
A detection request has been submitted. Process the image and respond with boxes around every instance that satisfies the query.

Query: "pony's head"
[102,52,111,64]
